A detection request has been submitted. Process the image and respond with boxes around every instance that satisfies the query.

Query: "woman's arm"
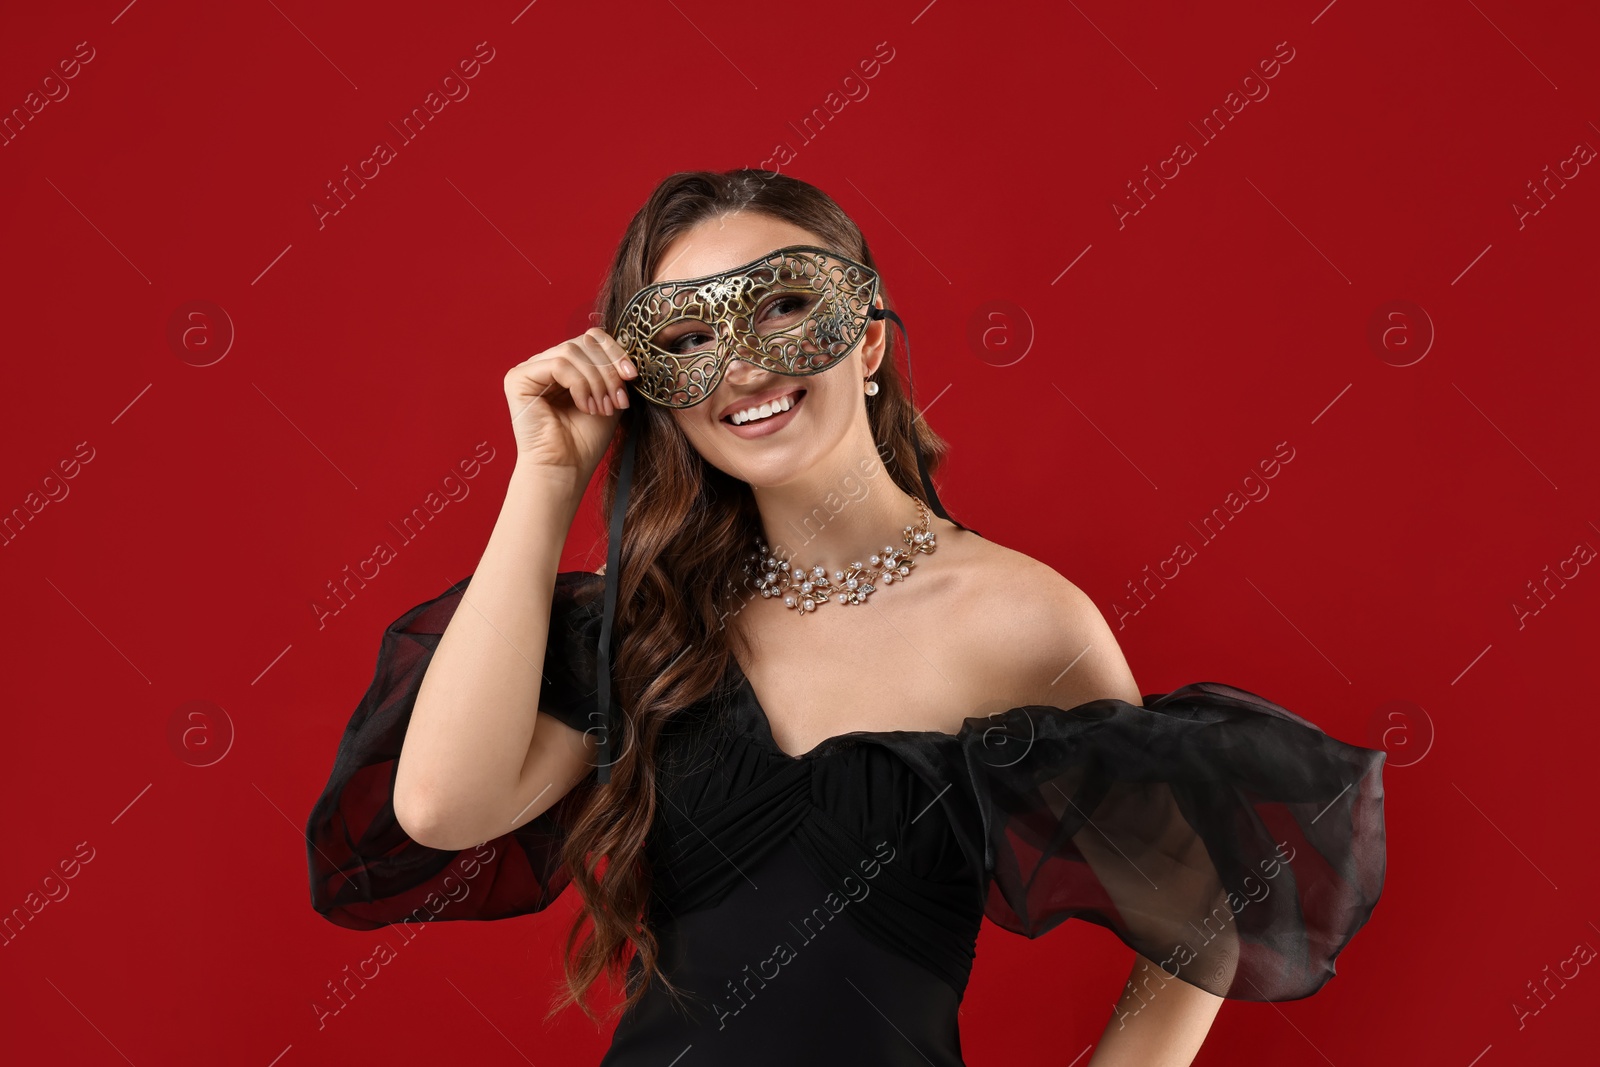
[392,461,594,849]
[1089,953,1225,1067]
[1013,564,1225,1063]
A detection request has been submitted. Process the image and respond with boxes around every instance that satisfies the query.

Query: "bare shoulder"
[942,530,1143,714]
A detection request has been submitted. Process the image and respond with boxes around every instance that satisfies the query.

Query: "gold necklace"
[747,497,937,615]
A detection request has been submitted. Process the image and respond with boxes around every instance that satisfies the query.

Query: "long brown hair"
[547,168,956,1024]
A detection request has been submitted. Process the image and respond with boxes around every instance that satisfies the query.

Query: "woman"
[305,168,1386,1066]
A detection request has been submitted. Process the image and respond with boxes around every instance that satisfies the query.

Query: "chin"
[730,452,810,488]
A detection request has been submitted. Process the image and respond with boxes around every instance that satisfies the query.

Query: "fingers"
[576,327,638,415]
[510,354,598,419]
[557,339,613,416]
[507,328,640,420]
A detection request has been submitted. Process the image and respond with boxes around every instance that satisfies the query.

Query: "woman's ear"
[863,294,888,377]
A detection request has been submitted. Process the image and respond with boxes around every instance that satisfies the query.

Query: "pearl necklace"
[748,497,937,614]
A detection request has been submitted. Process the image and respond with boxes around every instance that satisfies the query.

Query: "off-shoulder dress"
[306,571,1387,1066]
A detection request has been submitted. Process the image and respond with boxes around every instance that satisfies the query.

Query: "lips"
[720,388,805,424]
[719,389,807,438]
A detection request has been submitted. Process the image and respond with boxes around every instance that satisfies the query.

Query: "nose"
[717,348,775,389]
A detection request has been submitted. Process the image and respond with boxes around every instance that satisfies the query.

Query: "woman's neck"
[749,471,927,578]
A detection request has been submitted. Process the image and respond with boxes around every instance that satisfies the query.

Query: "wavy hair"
[545,168,955,1024]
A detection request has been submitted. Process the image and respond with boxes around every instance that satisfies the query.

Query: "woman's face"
[653,212,884,489]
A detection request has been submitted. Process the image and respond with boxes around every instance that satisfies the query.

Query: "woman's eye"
[665,296,813,352]
[668,330,712,355]
[761,294,814,322]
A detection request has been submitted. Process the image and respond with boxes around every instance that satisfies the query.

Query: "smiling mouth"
[722,388,806,425]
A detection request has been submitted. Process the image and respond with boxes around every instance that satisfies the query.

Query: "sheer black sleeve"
[306,570,608,930]
[962,681,1386,1001]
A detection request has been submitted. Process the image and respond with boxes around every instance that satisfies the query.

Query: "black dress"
[306,571,1387,1065]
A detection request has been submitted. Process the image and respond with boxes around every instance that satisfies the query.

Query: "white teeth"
[730,391,797,425]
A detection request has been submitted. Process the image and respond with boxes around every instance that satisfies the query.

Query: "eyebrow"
[649,246,812,289]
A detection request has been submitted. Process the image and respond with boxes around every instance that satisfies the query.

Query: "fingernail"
[621,358,637,378]
[615,387,629,408]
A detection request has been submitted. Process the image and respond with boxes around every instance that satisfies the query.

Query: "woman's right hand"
[504,326,638,476]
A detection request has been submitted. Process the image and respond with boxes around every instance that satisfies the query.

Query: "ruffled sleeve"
[962,681,1386,1001]
[306,570,608,930]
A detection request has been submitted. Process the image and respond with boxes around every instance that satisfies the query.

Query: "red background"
[3,0,1596,1063]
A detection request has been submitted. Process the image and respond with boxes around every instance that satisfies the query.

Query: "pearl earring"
[864,377,879,396]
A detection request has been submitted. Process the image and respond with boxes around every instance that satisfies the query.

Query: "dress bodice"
[306,571,1388,1066]
[641,668,989,998]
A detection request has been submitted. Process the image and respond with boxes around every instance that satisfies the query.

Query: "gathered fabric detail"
[308,571,1386,1010]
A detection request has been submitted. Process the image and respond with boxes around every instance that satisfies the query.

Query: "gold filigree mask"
[612,244,882,409]
[590,240,980,785]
